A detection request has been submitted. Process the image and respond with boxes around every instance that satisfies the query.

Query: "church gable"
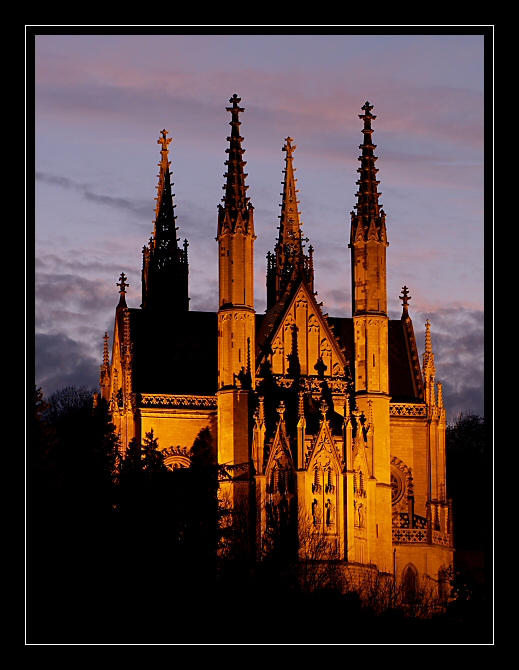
[305,417,343,533]
[108,305,132,414]
[352,430,370,531]
[265,411,296,495]
[263,403,297,530]
[257,282,346,379]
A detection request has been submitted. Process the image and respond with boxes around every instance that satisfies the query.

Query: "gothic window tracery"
[312,466,321,493]
[390,459,412,510]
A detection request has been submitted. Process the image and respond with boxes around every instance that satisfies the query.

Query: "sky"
[32,29,488,422]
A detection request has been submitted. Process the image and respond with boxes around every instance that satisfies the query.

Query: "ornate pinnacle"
[266,135,313,308]
[424,319,432,356]
[142,130,189,311]
[218,94,253,235]
[117,272,129,306]
[350,101,387,247]
[298,390,305,419]
[400,286,411,315]
[154,129,177,240]
[102,332,110,366]
[422,319,436,393]
[278,136,303,256]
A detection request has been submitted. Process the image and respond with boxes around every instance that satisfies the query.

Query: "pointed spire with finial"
[218,94,254,236]
[100,331,111,400]
[102,331,110,367]
[266,137,314,308]
[350,102,388,246]
[399,286,425,399]
[422,319,437,407]
[141,129,189,311]
[277,137,305,265]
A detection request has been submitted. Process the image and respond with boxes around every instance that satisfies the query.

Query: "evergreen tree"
[446,412,485,551]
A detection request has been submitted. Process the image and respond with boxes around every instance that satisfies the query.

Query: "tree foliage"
[28,389,490,643]
[446,412,486,551]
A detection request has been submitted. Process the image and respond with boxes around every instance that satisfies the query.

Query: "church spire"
[278,137,304,263]
[141,129,189,311]
[349,102,389,316]
[218,94,254,236]
[423,319,437,408]
[266,137,314,309]
[350,102,387,246]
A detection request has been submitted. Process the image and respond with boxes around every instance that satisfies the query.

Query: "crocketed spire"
[218,94,254,236]
[266,137,314,308]
[141,129,189,311]
[350,102,388,246]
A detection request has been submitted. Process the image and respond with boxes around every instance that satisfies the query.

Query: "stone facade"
[100,97,454,597]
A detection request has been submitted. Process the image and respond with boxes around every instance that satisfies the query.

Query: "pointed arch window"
[402,564,419,603]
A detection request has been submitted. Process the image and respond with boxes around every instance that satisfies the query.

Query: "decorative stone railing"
[140,394,217,408]
[392,527,451,546]
[432,531,451,547]
[392,528,428,543]
[390,403,427,417]
[392,512,428,529]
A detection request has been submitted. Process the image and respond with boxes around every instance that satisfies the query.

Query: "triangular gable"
[256,280,346,379]
[306,416,344,474]
[108,305,129,409]
[265,414,295,475]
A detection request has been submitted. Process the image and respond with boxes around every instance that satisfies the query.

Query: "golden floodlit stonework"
[100,97,453,598]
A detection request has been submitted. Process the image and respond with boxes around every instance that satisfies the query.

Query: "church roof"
[128,309,218,396]
[126,307,420,403]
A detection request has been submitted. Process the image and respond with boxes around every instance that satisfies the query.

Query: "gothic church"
[100,96,453,593]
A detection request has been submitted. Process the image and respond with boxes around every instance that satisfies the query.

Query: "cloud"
[34,34,484,420]
[411,307,485,421]
[35,332,100,400]
[36,171,151,221]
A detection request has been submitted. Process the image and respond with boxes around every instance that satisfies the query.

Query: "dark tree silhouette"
[446,412,485,551]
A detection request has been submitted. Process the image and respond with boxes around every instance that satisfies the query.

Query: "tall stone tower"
[216,95,256,501]
[349,102,392,570]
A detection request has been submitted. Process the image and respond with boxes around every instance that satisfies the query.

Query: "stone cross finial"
[117,272,129,294]
[359,101,376,125]
[227,94,244,112]
[400,286,411,315]
[158,129,171,151]
[283,137,297,157]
